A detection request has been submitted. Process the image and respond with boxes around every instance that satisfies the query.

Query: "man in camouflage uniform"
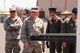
[21,9,31,22]
[62,8,77,53]
[20,7,45,53]
[3,7,22,53]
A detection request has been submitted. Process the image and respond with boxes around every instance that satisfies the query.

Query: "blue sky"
[0,0,37,11]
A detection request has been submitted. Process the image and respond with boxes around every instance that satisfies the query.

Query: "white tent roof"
[0,10,9,15]
[60,10,72,14]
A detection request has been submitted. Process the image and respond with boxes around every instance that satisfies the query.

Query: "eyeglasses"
[10,11,16,13]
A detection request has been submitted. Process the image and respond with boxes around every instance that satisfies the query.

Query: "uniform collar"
[9,16,18,21]
[51,15,59,20]
[71,18,77,23]
[30,16,40,22]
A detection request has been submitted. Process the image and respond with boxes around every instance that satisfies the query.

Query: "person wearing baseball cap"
[9,7,17,18]
[46,8,63,53]
[62,8,77,53]
[71,8,77,20]
[21,8,31,22]
[20,6,45,53]
[25,8,31,16]
[3,7,22,53]
[72,8,77,14]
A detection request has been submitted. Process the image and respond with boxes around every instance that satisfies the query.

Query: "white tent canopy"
[0,10,9,15]
[60,10,72,14]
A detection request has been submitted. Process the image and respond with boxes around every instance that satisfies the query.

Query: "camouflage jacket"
[3,16,22,40]
[20,16,44,45]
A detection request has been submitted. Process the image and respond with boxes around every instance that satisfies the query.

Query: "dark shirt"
[64,18,76,33]
[46,18,61,33]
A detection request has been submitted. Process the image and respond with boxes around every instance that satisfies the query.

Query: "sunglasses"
[10,11,16,13]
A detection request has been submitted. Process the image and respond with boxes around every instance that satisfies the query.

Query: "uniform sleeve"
[57,19,61,33]
[43,21,47,34]
[20,20,28,43]
[10,18,22,30]
[61,20,67,33]
[63,21,67,33]
[41,21,45,33]
[46,21,50,33]
[58,19,64,33]
[3,19,13,31]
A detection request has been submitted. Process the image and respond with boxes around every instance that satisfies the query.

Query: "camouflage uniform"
[21,16,44,53]
[3,16,22,53]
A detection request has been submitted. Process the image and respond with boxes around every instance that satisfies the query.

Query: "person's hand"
[24,42,30,49]
[10,24,14,28]
[10,24,14,27]
[62,42,67,48]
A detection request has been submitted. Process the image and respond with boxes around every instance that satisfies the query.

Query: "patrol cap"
[72,8,77,14]
[9,7,16,11]
[25,8,31,14]
[49,8,57,13]
[31,6,39,12]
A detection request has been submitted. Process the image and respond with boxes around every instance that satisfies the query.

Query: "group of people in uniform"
[46,8,77,53]
[3,6,77,53]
